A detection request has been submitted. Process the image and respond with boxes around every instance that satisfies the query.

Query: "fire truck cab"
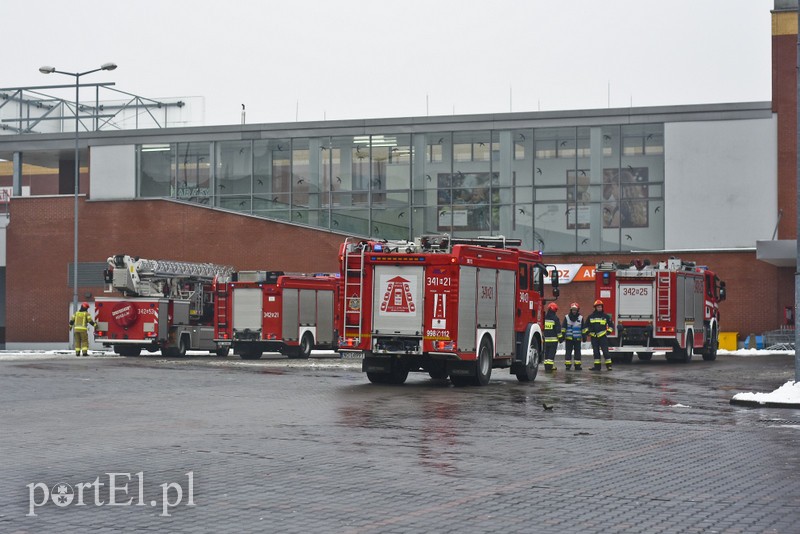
[94,255,233,357]
[214,271,341,360]
[338,235,559,386]
[595,258,726,363]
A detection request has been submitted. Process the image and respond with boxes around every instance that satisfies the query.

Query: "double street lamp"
[39,63,117,316]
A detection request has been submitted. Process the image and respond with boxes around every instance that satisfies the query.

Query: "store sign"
[545,264,596,284]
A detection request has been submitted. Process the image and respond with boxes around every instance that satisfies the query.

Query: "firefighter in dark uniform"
[562,302,587,370]
[543,302,562,372]
[69,301,96,356]
[587,299,614,371]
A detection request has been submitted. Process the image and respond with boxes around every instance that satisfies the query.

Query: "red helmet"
[547,302,558,312]
[569,302,579,310]
[593,299,604,307]
[81,301,89,309]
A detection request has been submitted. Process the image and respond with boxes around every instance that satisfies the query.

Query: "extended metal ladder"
[657,272,672,320]
[215,284,229,333]
[342,238,366,346]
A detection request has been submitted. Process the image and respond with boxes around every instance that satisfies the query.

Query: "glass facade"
[136,123,665,253]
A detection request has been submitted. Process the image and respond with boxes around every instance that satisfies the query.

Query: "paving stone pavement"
[0,353,798,533]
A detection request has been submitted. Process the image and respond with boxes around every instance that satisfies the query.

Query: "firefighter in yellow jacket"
[69,302,96,356]
[587,299,614,371]
[543,302,563,372]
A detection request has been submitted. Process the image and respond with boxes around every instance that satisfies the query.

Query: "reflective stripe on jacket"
[586,310,613,338]
[543,311,562,344]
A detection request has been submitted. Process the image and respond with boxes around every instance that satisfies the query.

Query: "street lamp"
[39,62,117,317]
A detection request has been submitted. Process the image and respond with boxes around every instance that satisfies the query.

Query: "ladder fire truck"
[94,255,234,357]
[338,235,559,386]
[214,271,341,360]
[595,258,727,363]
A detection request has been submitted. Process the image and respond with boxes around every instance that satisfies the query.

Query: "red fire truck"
[94,255,234,357]
[337,235,559,386]
[595,258,727,363]
[214,271,341,360]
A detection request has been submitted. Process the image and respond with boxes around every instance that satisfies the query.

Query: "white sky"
[5,0,774,126]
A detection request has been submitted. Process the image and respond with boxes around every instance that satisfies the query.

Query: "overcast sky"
[5,0,774,126]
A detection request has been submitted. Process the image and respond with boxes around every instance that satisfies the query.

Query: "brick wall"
[7,197,346,343]
[773,25,797,239]
[7,195,791,343]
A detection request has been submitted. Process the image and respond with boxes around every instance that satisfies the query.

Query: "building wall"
[772,9,797,240]
[664,117,778,249]
[6,196,346,343]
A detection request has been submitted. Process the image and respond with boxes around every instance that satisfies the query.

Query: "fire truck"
[94,255,234,357]
[337,235,559,386]
[214,271,341,360]
[594,258,727,363]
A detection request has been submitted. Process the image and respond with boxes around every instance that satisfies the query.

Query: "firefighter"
[587,299,614,370]
[543,302,562,372]
[69,301,96,356]
[562,302,587,370]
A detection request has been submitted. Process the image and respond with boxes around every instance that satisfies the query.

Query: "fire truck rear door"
[617,280,655,320]
[232,288,263,332]
[372,265,424,335]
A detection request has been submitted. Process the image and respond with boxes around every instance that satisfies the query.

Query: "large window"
[134,122,665,253]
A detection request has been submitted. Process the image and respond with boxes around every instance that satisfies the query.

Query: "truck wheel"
[637,353,652,361]
[450,375,472,387]
[702,328,718,361]
[287,332,314,359]
[515,337,540,382]
[428,363,448,380]
[473,336,493,386]
[117,345,141,357]
[176,336,188,357]
[215,347,230,357]
[620,353,634,364]
[667,335,692,363]
[240,347,262,360]
[366,372,390,384]
[388,364,409,385]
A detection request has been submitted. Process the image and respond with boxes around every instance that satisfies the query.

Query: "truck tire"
[286,332,314,359]
[515,332,540,382]
[428,362,449,380]
[117,345,141,357]
[239,346,262,360]
[637,353,652,361]
[215,347,230,357]
[176,336,188,357]
[702,328,718,361]
[367,372,390,384]
[667,333,693,363]
[473,336,493,386]
[611,352,633,363]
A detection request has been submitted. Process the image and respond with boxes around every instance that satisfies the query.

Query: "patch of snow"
[732,380,800,405]
[668,403,690,408]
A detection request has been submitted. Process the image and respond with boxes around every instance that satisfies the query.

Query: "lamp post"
[39,63,117,317]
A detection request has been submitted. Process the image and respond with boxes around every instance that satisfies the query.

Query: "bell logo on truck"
[380,275,417,314]
[112,302,139,327]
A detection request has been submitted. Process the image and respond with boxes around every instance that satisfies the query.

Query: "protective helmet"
[593,299,604,307]
[547,302,558,312]
[81,301,89,309]
[569,302,579,310]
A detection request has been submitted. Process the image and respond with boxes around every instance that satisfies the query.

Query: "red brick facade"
[5,194,789,343]
[7,197,345,343]
[772,30,797,240]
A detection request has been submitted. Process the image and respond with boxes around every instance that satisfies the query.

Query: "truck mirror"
[719,281,726,302]
[550,269,559,287]
[553,287,560,298]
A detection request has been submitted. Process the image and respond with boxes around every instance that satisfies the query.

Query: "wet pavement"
[1,352,799,533]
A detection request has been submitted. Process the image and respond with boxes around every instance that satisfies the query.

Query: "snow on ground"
[731,380,800,406]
